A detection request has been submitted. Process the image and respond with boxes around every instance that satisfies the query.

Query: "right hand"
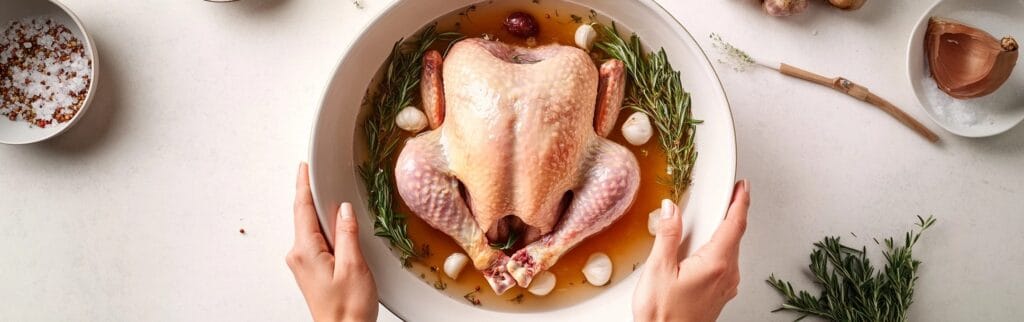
[632,180,751,322]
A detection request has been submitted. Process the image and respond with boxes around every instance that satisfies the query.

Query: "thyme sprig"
[359,25,461,265]
[594,23,701,200]
[767,216,937,322]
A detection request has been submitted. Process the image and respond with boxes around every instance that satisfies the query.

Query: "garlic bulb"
[762,0,808,17]
[575,24,598,51]
[582,252,612,286]
[828,0,865,10]
[528,271,557,296]
[926,17,1019,99]
[647,209,660,236]
[443,253,470,279]
[396,106,428,132]
[621,112,653,146]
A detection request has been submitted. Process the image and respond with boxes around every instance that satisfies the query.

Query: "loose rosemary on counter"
[359,25,461,265]
[767,216,937,322]
[595,24,701,200]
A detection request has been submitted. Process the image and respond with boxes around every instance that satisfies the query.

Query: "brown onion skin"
[828,0,866,10]
[504,12,540,38]
[926,18,1019,99]
[762,0,808,17]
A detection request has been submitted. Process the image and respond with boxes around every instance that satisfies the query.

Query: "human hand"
[633,180,750,322]
[287,163,379,322]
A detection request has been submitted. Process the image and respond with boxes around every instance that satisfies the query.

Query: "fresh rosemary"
[594,24,701,200]
[767,216,937,322]
[489,229,520,251]
[358,25,461,265]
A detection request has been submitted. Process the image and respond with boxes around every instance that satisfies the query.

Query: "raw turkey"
[395,38,640,294]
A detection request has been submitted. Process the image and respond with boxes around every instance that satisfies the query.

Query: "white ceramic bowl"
[308,0,736,320]
[0,0,99,145]
[906,0,1024,138]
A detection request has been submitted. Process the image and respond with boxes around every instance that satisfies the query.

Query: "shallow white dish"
[906,0,1024,138]
[0,0,99,145]
[307,0,736,320]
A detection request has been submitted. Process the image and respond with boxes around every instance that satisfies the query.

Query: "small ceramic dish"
[0,0,99,145]
[906,0,1024,138]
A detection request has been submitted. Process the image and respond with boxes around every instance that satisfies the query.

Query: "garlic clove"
[396,106,428,133]
[828,0,865,10]
[621,112,654,146]
[926,17,1018,99]
[443,253,470,279]
[575,24,598,51]
[527,271,557,296]
[582,252,612,286]
[762,0,808,17]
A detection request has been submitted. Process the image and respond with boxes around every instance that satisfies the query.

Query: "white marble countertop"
[2,0,1021,321]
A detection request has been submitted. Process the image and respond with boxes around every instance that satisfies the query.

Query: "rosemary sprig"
[358,24,461,265]
[489,229,520,251]
[767,215,937,322]
[594,23,701,200]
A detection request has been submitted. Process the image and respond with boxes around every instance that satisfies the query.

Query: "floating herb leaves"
[359,25,461,265]
[595,23,701,200]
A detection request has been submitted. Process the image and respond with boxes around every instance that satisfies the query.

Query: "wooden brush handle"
[780,63,835,87]
[778,63,941,143]
[865,93,941,143]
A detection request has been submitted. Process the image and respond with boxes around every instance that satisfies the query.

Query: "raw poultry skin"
[395,38,640,294]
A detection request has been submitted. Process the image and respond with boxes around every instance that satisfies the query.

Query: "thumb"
[647,199,683,272]
[333,203,367,271]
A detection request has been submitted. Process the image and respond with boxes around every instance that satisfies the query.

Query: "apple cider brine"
[359,0,697,311]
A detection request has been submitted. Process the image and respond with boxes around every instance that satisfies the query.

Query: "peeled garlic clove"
[647,209,660,236]
[396,106,428,133]
[762,0,808,17]
[575,24,598,51]
[582,252,612,286]
[443,253,470,279]
[528,271,556,296]
[621,112,653,146]
[828,0,865,10]
[926,17,1019,99]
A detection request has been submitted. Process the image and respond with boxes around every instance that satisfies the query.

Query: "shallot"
[621,112,654,146]
[582,252,612,286]
[762,0,808,17]
[443,253,470,279]
[926,17,1018,99]
[528,271,557,296]
[396,106,428,133]
[575,24,598,51]
[504,12,540,38]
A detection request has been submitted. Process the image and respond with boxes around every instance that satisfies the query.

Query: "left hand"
[287,162,379,322]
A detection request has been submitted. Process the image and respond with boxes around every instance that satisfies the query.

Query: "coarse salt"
[922,76,980,127]
[0,17,92,128]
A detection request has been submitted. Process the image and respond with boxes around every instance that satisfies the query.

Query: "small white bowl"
[0,0,99,145]
[906,0,1024,138]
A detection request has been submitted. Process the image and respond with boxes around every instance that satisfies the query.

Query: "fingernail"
[660,199,674,220]
[339,202,353,219]
[741,179,750,193]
